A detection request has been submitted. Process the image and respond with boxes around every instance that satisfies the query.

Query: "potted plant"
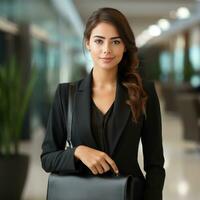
[0,60,36,200]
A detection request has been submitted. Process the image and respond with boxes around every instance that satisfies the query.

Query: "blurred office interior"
[0,0,200,200]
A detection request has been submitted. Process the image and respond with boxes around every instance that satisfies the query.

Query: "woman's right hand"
[74,145,119,175]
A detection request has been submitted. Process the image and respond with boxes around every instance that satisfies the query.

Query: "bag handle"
[66,83,76,149]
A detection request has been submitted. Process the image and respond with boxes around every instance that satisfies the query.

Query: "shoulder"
[142,79,160,109]
[57,79,82,92]
[55,78,84,98]
[58,80,80,89]
[142,79,156,96]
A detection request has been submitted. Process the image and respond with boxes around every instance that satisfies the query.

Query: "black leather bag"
[47,173,144,200]
[47,83,145,200]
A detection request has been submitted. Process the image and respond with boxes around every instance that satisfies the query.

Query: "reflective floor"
[21,100,200,200]
[162,112,200,200]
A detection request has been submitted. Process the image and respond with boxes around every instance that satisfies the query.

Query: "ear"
[85,40,90,51]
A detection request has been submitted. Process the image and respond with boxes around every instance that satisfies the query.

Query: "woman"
[41,7,165,200]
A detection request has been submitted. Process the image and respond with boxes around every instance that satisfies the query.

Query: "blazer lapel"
[73,71,98,149]
[110,79,131,156]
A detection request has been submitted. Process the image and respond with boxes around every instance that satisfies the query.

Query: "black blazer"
[41,70,165,200]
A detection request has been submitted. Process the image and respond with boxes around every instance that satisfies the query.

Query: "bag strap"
[66,83,76,148]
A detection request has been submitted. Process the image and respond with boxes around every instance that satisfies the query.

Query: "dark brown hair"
[84,7,148,122]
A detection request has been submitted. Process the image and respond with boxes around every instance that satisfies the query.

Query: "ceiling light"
[158,19,170,31]
[177,180,189,196]
[136,30,152,47]
[176,7,190,19]
[148,25,161,37]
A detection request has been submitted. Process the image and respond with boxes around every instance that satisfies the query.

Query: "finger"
[100,160,110,173]
[90,165,98,175]
[95,163,104,174]
[105,156,119,174]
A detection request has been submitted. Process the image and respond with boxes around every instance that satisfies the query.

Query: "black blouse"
[91,99,115,154]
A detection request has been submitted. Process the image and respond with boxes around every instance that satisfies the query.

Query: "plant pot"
[0,154,29,200]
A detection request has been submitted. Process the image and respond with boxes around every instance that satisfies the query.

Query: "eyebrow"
[93,35,121,40]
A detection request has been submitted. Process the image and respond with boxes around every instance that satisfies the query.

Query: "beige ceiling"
[73,0,198,37]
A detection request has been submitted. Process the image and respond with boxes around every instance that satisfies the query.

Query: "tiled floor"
[20,100,200,200]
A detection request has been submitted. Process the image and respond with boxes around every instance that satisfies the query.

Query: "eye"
[94,39,103,44]
[112,40,121,45]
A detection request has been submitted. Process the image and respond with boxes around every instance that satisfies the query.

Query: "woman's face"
[86,22,126,71]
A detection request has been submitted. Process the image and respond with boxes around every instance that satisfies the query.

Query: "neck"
[92,67,117,89]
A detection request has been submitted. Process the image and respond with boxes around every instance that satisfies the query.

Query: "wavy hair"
[84,7,148,122]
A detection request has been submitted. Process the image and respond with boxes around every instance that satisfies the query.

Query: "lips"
[101,57,114,59]
[100,57,115,61]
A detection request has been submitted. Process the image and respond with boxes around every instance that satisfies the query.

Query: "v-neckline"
[92,99,114,116]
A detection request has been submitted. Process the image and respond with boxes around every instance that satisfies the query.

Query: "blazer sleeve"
[40,84,80,174]
[141,81,166,200]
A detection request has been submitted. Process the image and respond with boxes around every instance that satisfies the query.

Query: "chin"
[99,65,118,71]
[97,62,119,70]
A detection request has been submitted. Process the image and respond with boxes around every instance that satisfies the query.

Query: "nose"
[103,43,111,54]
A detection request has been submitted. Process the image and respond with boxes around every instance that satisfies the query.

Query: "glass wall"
[0,0,87,130]
[159,50,172,82]
[189,26,200,87]
[173,35,185,83]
